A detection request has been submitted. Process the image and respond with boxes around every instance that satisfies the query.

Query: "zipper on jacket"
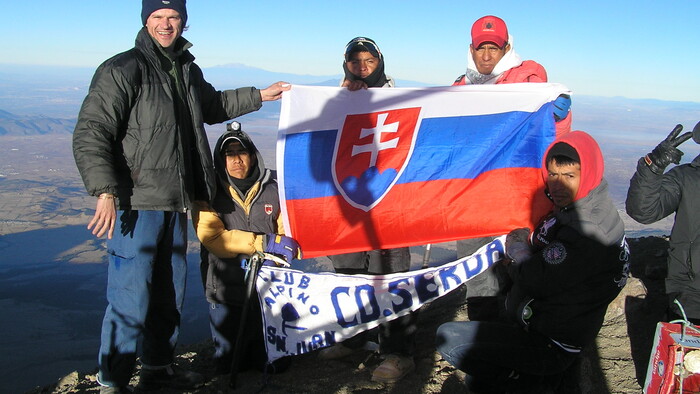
[688,242,695,280]
[182,62,215,207]
[169,57,189,213]
[174,113,188,213]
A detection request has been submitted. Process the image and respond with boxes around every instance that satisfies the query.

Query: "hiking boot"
[138,364,204,391]
[371,354,415,383]
[318,343,360,360]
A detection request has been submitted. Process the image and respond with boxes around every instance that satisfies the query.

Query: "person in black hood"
[340,37,394,91]
[318,37,415,384]
[193,122,300,376]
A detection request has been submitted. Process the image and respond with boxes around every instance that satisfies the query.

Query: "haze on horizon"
[1,0,699,103]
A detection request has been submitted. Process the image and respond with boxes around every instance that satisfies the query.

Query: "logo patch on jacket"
[533,215,558,248]
[543,241,567,265]
[265,204,273,215]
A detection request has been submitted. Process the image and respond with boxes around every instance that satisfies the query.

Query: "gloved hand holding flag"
[263,234,302,267]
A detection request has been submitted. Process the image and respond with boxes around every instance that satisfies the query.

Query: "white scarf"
[465,34,523,85]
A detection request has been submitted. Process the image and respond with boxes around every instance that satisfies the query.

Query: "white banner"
[257,235,506,362]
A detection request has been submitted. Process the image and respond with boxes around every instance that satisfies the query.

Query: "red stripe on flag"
[286,167,551,258]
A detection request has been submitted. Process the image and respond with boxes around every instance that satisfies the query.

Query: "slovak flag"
[277,84,570,258]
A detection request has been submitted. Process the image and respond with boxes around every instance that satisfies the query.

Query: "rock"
[56,371,79,389]
[605,277,647,320]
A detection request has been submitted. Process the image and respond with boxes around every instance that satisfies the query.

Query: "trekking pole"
[421,243,432,269]
[229,252,264,389]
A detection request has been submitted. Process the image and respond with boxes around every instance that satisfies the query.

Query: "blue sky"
[2,0,699,102]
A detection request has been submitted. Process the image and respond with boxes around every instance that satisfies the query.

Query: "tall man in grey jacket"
[626,122,700,324]
[72,1,289,392]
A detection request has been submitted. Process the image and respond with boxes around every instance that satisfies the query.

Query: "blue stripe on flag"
[283,129,340,200]
[283,106,554,200]
[399,106,554,182]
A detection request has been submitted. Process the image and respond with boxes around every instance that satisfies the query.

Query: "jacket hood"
[542,131,604,203]
[342,37,389,88]
[213,128,266,191]
[342,57,388,88]
[559,179,625,246]
[691,153,700,167]
[543,131,624,246]
[466,34,523,84]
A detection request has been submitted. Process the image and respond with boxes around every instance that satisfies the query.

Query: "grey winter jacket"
[626,155,700,319]
[73,28,262,211]
[508,180,629,350]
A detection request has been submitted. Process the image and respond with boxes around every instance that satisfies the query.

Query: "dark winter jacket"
[626,154,700,319]
[193,130,282,305]
[507,131,629,351]
[73,28,262,211]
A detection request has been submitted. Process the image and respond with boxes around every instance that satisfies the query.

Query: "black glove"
[645,124,692,174]
[505,228,532,264]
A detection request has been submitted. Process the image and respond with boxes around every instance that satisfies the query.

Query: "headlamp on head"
[221,121,249,153]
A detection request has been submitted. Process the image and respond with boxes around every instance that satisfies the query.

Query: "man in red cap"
[453,15,571,127]
[452,16,572,321]
[456,15,543,84]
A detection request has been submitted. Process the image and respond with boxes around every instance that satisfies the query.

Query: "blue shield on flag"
[332,107,422,211]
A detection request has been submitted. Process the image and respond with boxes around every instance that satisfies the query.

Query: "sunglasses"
[344,38,381,59]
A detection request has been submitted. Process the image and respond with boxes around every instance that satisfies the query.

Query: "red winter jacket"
[453,60,571,136]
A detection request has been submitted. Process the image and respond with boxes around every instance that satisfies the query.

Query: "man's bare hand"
[87,195,116,239]
[341,79,368,91]
[260,81,291,101]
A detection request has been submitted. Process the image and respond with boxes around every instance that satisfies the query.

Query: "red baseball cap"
[471,15,508,48]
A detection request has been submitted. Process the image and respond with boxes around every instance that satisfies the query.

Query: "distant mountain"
[0,62,697,137]
[0,63,431,119]
[202,63,340,88]
[201,63,430,89]
[0,109,19,120]
[0,64,93,118]
[0,110,75,136]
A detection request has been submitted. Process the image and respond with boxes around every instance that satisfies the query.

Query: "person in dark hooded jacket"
[436,131,629,393]
[316,37,416,384]
[626,122,700,324]
[193,122,300,375]
[339,36,395,90]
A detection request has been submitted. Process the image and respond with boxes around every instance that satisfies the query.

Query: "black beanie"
[141,0,187,25]
[546,142,580,163]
